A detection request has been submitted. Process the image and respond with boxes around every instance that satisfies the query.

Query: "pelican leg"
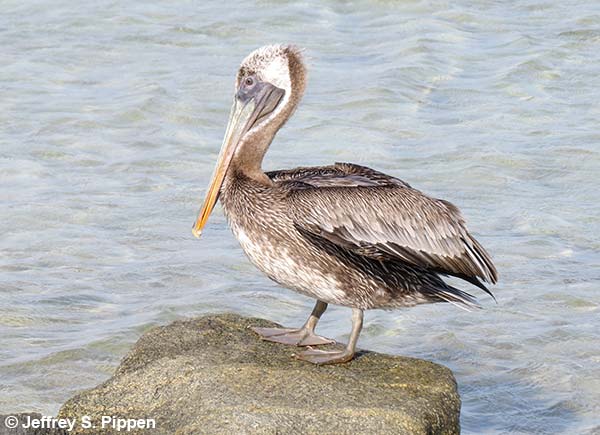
[294,308,363,365]
[251,300,335,346]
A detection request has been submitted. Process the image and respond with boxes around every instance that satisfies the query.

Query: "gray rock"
[58,314,461,434]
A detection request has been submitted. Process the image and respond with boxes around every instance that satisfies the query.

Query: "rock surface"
[58,314,460,434]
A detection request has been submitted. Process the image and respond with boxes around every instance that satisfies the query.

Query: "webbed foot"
[293,346,355,365]
[251,326,335,346]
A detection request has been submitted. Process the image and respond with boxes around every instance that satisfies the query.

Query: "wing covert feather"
[285,177,498,286]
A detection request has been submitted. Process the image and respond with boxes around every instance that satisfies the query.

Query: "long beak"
[192,82,284,238]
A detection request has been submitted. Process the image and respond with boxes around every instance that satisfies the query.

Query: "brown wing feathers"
[272,163,498,297]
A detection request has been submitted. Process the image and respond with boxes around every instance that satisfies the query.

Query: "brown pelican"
[192,45,498,365]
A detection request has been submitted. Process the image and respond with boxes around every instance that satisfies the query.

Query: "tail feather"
[441,272,497,303]
[429,284,482,312]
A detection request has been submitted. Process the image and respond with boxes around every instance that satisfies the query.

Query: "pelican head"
[192,44,306,238]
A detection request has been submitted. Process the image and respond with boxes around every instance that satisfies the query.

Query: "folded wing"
[270,163,498,296]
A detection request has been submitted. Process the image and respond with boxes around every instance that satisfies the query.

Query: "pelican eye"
[244,76,255,87]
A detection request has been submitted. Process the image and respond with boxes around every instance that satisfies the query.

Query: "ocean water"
[1,1,599,433]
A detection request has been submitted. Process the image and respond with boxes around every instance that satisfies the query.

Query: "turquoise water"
[1,1,599,433]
